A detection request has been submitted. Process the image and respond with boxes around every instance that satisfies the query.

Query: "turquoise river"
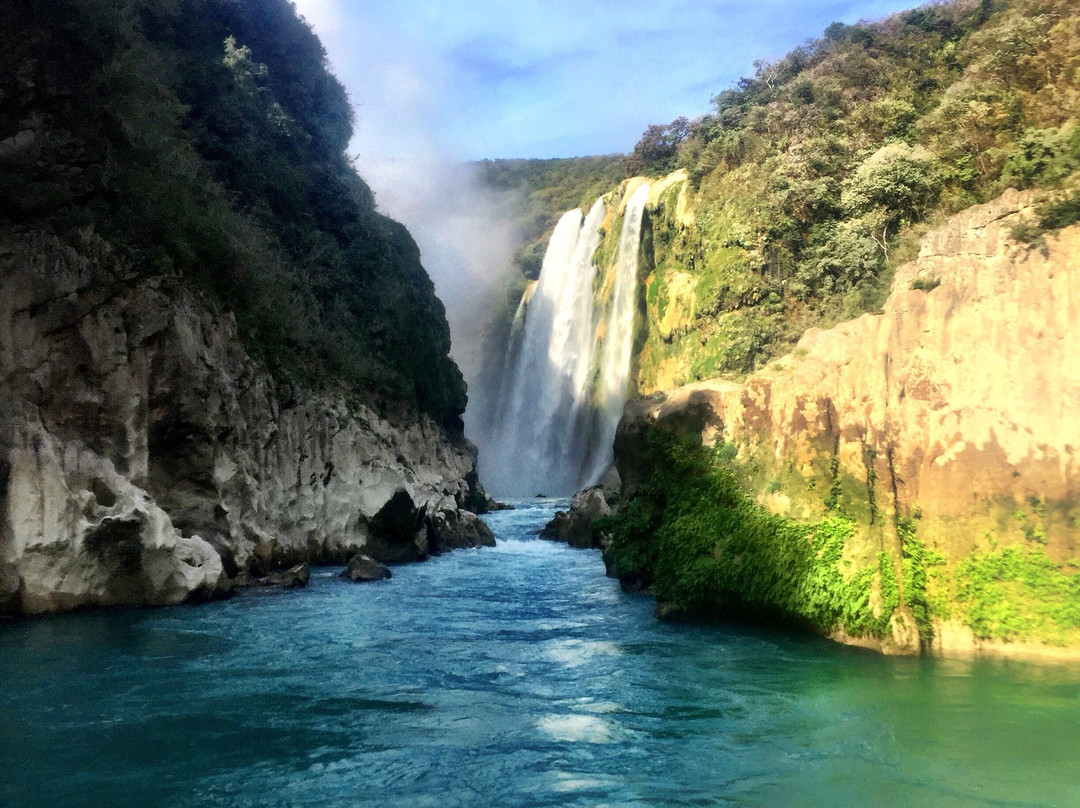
[2,500,1079,807]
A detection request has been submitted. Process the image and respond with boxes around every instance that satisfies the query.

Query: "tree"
[841,143,942,227]
[626,117,692,177]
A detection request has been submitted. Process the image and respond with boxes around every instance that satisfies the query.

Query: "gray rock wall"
[0,229,491,614]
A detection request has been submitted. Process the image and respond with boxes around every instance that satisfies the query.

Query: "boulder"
[426,508,496,553]
[256,562,310,589]
[341,554,392,582]
[540,486,612,549]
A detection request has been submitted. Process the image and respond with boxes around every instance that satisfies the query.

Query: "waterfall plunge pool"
[2,499,1079,807]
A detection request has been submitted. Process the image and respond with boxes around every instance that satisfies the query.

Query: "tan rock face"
[620,190,1080,564]
[0,231,485,614]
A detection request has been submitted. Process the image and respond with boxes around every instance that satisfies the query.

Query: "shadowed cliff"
[0,0,465,428]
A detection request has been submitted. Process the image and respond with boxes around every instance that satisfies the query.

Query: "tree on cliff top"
[625,117,691,178]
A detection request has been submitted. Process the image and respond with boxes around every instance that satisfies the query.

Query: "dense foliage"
[953,546,1080,644]
[602,429,913,640]
[631,0,1080,384]
[604,427,1080,646]
[0,0,465,427]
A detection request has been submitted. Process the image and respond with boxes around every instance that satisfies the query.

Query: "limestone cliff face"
[0,231,492,615]
[613,190,1080,653]
[625,190,1079,557]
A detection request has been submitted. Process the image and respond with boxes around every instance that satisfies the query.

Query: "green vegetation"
[909,275,941,292]
[953,546,1080,644]
[601,429,915,640]
[897,518,944,644]
[476,154,626,259]
[630,0,1080,390]
[604,428,1080,648]
[1010,189,1080,244]
[0,0,465,427]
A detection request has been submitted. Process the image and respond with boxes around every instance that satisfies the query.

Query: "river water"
[2,500,1079,807]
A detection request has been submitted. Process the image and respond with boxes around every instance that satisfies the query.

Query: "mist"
[288,0,527,449]
[359,156,522,392]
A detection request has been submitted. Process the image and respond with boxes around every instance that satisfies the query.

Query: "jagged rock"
[341,554,392,582]
[0,231,490,614]
[0,404,224,612]
[256,562,310,589]
[540,486,612,549]
[426,506,496,553]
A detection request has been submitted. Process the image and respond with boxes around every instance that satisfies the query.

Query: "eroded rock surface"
[618,191,1080,562]
[612,191,1080,654]
[0,231,488,614]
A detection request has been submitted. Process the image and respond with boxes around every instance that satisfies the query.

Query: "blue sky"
[287,0,926,380]
[292,0,922,161]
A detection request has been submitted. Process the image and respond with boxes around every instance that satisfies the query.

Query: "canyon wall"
[609,189,1080,654]
[0,231,491,615]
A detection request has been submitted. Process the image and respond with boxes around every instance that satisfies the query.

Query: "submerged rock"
[256,563,310,589]
[341,555,392,582]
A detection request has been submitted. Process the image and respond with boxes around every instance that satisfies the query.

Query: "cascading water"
[478,183,650,497]
[582,183,651,485]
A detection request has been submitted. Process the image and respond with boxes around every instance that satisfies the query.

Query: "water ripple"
[1,500,1079,807]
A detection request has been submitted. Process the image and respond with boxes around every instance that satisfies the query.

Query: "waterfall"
[582,182,651,485]
[478,183,650,498]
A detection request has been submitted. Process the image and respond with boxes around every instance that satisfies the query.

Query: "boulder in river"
[540,486,612,549]
[341,555,392,582]
[426,507,496,554]
[256,563,310,589]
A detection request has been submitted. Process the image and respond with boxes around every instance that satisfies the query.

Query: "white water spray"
[479,183,650,497]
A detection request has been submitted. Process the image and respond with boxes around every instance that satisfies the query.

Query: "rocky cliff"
[0,230,492,615]
[606,190,1080,655]
[0,0,496,616]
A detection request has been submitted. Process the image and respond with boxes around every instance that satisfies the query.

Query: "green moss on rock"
[602,429,913,641]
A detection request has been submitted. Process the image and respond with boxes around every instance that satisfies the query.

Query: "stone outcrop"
[0,230,490,615]
[254,563,310,589]
[540,486,613,549]
[341,554,392,582]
